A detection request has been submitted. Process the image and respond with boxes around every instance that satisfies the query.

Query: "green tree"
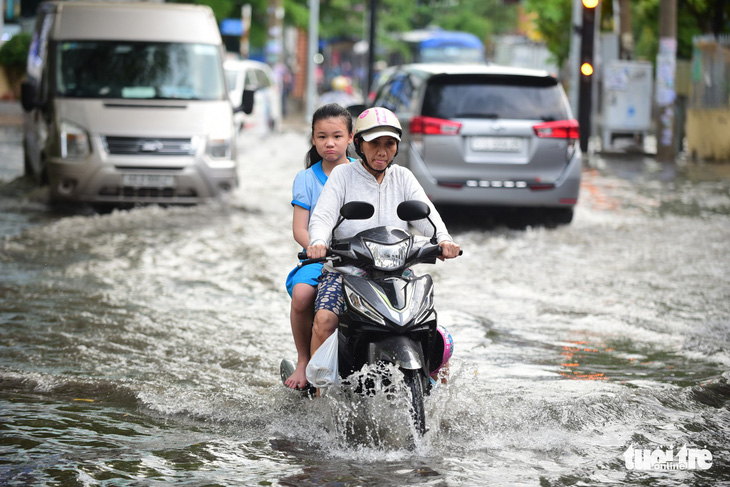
[631,0,730,60]
[523,0,572,68]
[0,32,32,97]
[524,0,730,68]
[182,0,517,61]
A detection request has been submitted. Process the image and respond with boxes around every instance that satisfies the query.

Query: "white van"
[20,1,253,206]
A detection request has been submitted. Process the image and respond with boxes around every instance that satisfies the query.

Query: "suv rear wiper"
[453,113,500,119]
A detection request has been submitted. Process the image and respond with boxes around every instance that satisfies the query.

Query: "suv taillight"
[533,119,579,139]
[410,116,462,135]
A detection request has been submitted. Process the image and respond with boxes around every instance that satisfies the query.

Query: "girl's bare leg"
[285,283,316,389]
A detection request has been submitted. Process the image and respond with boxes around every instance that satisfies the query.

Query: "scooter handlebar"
[297,249,332,267]
[434,246,463,257]
[300,247,462,261]
[297,244,461,268]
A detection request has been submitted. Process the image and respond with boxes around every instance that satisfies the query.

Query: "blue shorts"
[285,262,323,297]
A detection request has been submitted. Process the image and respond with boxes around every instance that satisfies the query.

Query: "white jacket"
[308,160,452,272]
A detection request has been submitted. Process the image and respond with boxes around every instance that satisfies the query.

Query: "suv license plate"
[123,174,175,188]
[471,136,523,152]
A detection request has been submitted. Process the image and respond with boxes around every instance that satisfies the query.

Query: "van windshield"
[55,41,226,100]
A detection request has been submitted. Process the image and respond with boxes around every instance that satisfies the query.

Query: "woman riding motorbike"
[306,107,461,362]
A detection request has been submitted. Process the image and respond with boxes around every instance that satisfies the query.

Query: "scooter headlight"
[344,284,385,325]
[365,238,409,271]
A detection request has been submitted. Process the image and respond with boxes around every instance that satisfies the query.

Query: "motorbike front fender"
[367,336,424,370]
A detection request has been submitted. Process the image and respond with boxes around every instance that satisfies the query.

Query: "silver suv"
[370,63,581,224]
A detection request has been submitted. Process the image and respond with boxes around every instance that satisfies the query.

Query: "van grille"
[98,186,198,199]
[102,136,195,156]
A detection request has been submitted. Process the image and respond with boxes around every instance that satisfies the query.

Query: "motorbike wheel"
[401,369,426,437]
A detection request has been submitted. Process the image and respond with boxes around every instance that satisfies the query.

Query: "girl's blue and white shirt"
[291,160,328,210]
[286,158,354,296]
[291,158,355,209]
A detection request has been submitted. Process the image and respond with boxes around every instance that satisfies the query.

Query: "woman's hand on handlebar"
[438,240,461,260]
[307,242,328,260]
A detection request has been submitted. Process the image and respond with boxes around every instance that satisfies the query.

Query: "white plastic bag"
[306,331,339,388]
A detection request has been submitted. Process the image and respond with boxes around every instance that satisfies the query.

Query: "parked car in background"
[361,63,581,224]
[21,1,250,207]
[224,59,282,134]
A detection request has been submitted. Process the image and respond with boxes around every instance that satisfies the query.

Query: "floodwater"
[1,124,729,486]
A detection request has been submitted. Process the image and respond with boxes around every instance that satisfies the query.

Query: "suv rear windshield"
[421,74,569,121]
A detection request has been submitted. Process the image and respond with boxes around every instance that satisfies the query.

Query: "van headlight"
[206,135,232,159]
[365,239,409,271]
[59,120,91,160]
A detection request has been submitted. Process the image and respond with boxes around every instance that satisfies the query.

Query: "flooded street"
[1,121,729,486]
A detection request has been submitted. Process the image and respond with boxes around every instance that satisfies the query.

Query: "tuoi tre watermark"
[624,444,713,471]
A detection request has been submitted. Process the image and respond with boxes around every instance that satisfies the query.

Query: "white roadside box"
[601,60,653,149]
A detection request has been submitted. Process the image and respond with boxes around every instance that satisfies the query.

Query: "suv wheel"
[546,208,574,226]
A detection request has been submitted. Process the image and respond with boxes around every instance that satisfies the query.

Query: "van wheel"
[23,140,35,179]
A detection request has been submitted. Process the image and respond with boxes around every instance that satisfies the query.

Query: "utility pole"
[618,0,634,59]
[266,0,284,64]
[578,0,598,153]
[240,5,251,59]
[568,0,583,115]
[0,5,4,52]
[366,0,377,93]
[655,0,677,162]
[305,0,319,122]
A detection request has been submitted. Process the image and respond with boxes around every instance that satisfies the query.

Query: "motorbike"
[283,199,459,437]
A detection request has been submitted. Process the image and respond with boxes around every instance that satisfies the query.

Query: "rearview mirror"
[340,201,374,220]
[397,200,430,221]
[397,200,438,243]
[331,201,374,245]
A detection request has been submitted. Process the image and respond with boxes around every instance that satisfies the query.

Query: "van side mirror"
[240,89,255,114]
[21,81,37,112]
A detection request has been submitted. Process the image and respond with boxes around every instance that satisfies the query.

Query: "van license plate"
[123,174,175,188]
[471,137,523,152]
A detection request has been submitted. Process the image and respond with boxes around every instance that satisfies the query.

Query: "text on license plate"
[122,174,175,188]
[470,137,523,152]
